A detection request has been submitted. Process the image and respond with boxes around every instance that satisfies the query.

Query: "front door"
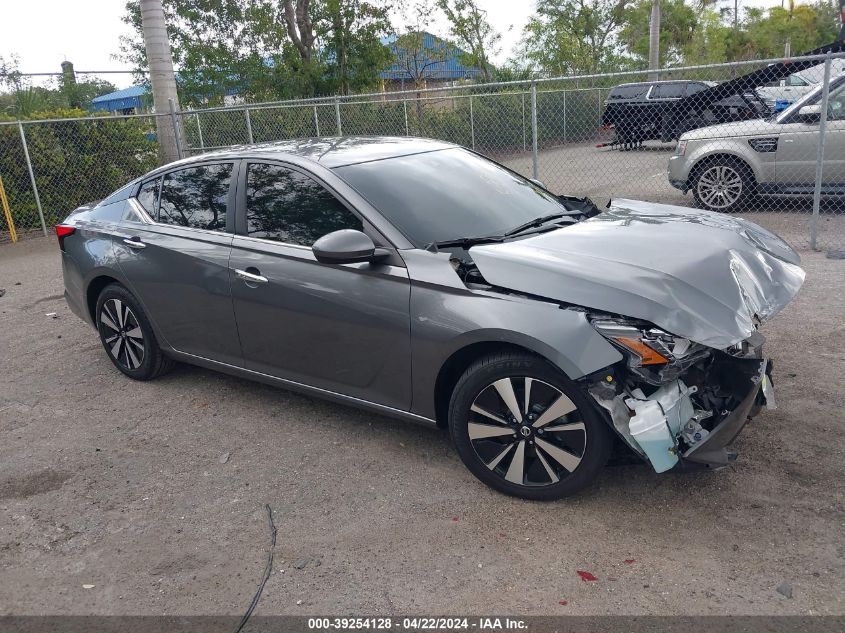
[229,161,412,410]
[775,81,845,189]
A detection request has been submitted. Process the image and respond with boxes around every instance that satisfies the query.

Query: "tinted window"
[335,148,571,248]
[136,178,160,216]
[159,163,232,230]
[686,83,709,95]
[246,163,362,246]
[608,84,650,100]
[651,83,686,99]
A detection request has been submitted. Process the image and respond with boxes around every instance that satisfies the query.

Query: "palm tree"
[140,0,181,163]
[648,0,661,79]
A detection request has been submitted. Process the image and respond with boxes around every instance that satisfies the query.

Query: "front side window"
[825,83,845,121]
[245,163,362,246]
[136,177,160,217]
[158,163,232,231]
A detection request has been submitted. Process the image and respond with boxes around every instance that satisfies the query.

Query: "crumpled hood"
[469,199,805,349]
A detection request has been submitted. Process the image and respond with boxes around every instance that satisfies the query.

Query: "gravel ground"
[1,222,844,616]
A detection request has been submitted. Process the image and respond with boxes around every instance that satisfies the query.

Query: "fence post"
[195,113,204,151]
[811,52,832,251]
[244,108,254,144]
[521,92,526,152]
[334,97,342,136]
[531,82,539,180]
[469,95,475,149]
[168,98,183,160]
[403,100,409,136]
[313,105,320,137]
[17,121,47,236]
[562,89,567,143]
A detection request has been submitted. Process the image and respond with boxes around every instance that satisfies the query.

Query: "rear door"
[115,161,242,366]
[228,161,412,410]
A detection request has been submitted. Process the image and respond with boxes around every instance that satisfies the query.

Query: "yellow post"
[0,175,18,243]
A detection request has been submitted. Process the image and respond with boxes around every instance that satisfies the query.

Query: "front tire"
[692,158,753,212]
[448,352,612,500]
[95,283,174,381]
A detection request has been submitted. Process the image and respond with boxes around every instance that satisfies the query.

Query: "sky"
[3,0,799,89]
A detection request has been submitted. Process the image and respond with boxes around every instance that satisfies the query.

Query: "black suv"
[601,80,766,148]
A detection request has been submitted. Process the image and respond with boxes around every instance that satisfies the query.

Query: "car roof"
[611,79,705,89]
[159,136,457,171]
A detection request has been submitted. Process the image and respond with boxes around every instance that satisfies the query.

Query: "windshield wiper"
[426,235,505,250]
[502,212,576,237]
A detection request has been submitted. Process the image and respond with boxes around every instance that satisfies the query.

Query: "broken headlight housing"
[590,318,711,385]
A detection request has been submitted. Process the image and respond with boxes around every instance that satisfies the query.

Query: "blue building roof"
[380,32,480,81]
[91,85,148,112]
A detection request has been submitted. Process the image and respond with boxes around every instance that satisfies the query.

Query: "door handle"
[123,238,146,249]
[234,268,268,284]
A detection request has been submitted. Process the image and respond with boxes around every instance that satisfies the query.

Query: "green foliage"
[515,0,632,75]
[619,0,698,67]
[0,110,158,232]
[121,0,393,105]
[437,0,501,82]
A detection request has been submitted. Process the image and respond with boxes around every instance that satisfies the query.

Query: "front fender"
[403,250,622,420]
[685,141,763,184]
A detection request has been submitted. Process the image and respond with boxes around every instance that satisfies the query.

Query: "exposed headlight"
[590,318,709,385]
[675,140,688,156]
[591,319,672,366]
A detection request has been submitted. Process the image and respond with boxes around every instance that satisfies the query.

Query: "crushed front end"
[585,317,774,472]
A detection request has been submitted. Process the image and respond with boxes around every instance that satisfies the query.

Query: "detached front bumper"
[681,359,771,468]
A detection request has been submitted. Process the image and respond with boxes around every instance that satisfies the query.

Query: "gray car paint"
[469,198,805,349]
[61,138,801,435]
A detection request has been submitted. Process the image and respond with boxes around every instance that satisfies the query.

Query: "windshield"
[333,148,568,247]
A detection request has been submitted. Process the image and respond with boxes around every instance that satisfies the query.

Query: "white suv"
[668,75,845,212]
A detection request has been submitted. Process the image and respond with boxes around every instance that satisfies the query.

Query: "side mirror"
[312,229,388,265]
[796,104,822,123]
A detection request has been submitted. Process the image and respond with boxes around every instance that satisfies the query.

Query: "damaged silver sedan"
[59,138,804,500]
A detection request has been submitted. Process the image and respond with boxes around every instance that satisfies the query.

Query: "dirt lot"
[1,227,844,615]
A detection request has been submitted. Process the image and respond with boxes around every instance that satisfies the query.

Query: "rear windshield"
[608,84,650,100]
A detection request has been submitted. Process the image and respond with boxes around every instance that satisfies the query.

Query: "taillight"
[55,224,75,250]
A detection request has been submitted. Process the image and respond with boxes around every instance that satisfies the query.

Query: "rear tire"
[95,283,174,381]
[448,352,612,500]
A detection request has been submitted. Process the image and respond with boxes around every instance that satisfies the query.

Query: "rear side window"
[245,163,362,246]
[136,177,160,216]
[608,84,650,100]
[651,83,686,99]
[159,163,233,231]
[686,83,709,96]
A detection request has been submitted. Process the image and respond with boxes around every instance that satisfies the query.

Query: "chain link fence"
[2,53,844,253]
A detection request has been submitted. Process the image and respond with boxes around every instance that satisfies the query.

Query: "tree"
[437,0,501,82]
[121,0,394,102]
[620,0,698,67]
[515,0,631,75]
[140,0,182,163]
[283,0,316,61]
[319,0,393,95]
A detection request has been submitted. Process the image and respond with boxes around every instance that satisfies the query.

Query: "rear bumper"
[61,252,93,327]
[681,359,770,469]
